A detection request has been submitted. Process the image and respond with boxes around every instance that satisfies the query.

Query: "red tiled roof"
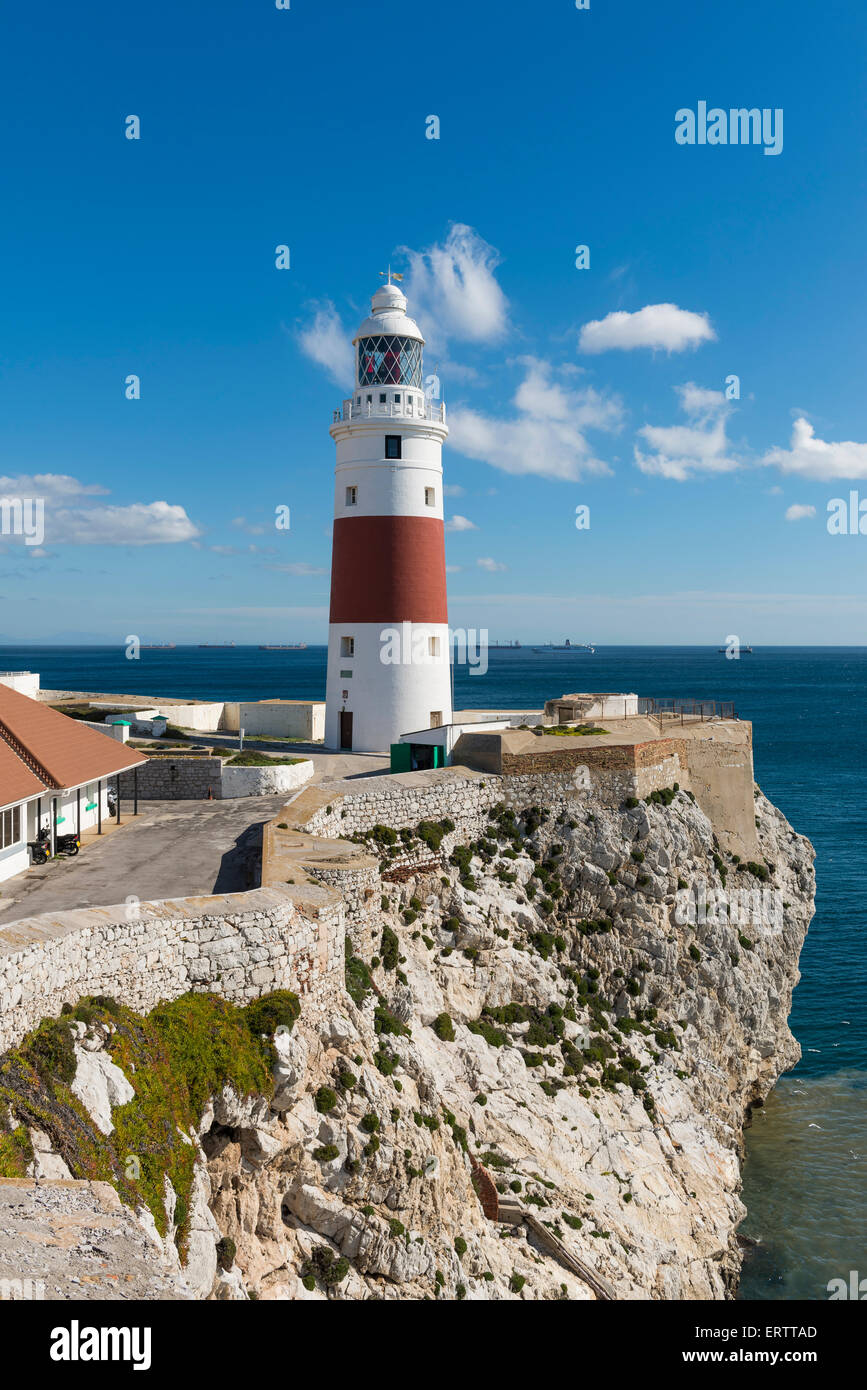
[0,739,46,806]
[0,683,148,809]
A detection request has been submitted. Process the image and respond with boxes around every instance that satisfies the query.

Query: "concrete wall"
[83,721,129,743]
[220,760,314,799]
[222,701,325,741]
[0,672,39,698]
[0,886,344,1055]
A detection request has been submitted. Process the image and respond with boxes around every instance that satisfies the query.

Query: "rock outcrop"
[0,778,814,1300]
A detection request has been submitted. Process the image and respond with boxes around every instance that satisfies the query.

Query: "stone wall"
[0,886,344,1055]
[118,757,225,800]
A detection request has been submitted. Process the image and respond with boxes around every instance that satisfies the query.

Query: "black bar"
[97,778,102,834]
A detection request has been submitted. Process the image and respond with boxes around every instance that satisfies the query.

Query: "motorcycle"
[107,788,118,819]
[35,827,80,857]
[28,836,51,865]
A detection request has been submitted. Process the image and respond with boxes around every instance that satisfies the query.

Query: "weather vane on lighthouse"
[379,265,404,285]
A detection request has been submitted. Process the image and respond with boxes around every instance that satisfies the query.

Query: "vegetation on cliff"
[0,990,299,1250]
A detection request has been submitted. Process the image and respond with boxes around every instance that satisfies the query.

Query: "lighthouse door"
[339,711,353,750]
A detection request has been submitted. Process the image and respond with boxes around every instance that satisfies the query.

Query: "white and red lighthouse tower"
[325,276,452,752]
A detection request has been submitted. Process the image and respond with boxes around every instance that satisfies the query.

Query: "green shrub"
[314,1086,338,1114]
[301,1245,350,1285]
[432,1012,455,1042]
[380,925,400,971]
[313,1144,339,1162]
[454,1236,467,1258]
[245,991,300,1037]
[360,1112,380,1134]
[216,1236,236,1271]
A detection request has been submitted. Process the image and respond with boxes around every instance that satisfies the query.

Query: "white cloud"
[267,561,328,576]
[477,556,506,572]
[0,474,200,546]
[634,383,740,481]
[449,358,621,482]
[579,303,716,354]
[763,417,867,480]
[231,516,266,535]
[0,472,107,499]
[402,224,508,352]
[297,300,355,386]
[443,483,465,497]
[52,500,201,546]
[785,504,817,522]
[445,564,463,573]
[446,514,477,532]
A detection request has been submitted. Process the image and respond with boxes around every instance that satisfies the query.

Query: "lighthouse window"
[428,637,440,658]
[425,487,435,507]
[385,435,402,460]
[394,393,401,404]
[357,335,424,389]
[345,485,357,506]
[340,636,355,657]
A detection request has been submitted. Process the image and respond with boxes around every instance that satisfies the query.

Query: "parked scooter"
[28,835,51,865]
[35,827,80,857]
[107,787,118,818]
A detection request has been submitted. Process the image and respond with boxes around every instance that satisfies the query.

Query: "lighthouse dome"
[354,281,424,344]
[354,279,425,388]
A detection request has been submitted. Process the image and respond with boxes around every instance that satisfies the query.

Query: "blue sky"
[1,0,865,644]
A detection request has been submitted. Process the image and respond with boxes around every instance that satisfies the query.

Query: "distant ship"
[198,642,236,648]
[490,640,521,649]
[259,643,308,651]
[141,643,176,650]
[532,639,596,654]
[718,643,753,653]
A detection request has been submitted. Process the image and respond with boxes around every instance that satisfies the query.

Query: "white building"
[0,681,148,885]
[324,277,452,753]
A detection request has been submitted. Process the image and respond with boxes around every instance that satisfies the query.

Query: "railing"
[332,399,447,425]
[638,697,737,725]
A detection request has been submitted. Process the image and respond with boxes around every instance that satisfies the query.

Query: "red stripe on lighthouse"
[329,516,448,624]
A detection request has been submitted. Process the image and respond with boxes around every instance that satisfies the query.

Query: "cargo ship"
[259,643,308,650]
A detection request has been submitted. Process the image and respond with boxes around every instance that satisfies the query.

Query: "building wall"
[224,701,325,741]
[324,621,452,752]
[0,886,344,1056]
[0,672,40,698]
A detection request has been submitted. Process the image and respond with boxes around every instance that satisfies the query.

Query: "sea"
[1,642,863,1301]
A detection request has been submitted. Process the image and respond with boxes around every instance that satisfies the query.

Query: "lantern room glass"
[357,335,423,388]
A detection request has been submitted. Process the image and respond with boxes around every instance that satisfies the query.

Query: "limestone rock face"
[70,1044,135,1136]
[25,777,812,1303]
[193,780,813,1302]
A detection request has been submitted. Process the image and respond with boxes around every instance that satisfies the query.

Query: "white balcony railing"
[332,399,446,425]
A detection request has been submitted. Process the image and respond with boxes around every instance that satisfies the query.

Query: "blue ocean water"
[2,642,864,1297]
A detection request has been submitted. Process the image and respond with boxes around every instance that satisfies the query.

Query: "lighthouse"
[325,275,452,752]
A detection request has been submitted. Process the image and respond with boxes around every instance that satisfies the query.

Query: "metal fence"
[639,697,737,724]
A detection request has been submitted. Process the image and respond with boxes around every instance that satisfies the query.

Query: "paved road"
[0,796,291,926]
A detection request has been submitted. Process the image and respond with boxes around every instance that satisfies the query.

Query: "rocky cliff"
[0,779,814,1301]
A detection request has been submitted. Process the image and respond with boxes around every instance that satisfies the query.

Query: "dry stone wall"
[0,887,343,1055]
